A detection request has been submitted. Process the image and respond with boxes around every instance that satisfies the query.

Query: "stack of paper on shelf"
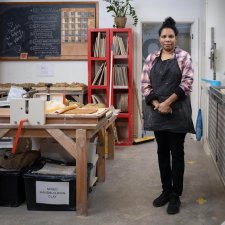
[91,94,106,104]
[112,35,127,56]
[92,62,107,85]
[113,65,128,87]
[93,32,106,57]
[115,93,128,112]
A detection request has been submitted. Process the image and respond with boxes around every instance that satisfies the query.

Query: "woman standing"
[141,17,195,214]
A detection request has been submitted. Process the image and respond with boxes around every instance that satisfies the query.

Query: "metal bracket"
[10,98,46,125]
[208,27,217,80]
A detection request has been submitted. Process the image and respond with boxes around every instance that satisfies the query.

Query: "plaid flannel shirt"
[141,47,194,97]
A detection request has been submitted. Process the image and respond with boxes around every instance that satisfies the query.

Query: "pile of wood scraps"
[46,102,107,115]
[64,108,98,114]
[34,82,87,91]
[0,82,87,92]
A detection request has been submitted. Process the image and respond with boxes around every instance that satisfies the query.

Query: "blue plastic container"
[201,78,221,86]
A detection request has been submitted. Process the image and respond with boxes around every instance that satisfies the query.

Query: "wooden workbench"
[0,108,116,216]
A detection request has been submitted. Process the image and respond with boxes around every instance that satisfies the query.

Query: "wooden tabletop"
[0,107,109,126]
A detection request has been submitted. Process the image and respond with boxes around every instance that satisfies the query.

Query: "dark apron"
[144,56,195,134]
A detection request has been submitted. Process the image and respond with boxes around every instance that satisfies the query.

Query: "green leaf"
[103,0,138,26]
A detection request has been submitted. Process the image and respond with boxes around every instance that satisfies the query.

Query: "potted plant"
[103,0,138,28]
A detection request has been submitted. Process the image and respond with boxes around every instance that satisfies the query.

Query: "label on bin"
[36,181,69,205]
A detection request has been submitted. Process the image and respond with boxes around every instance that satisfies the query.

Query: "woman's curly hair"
[158,17,179,36]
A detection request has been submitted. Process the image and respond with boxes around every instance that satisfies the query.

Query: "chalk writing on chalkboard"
[0,4,61,58]
[6,21,23,54]
[27,7,61,57]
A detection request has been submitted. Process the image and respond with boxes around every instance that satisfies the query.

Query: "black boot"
[167,193,181,214]
[153,191,170,207]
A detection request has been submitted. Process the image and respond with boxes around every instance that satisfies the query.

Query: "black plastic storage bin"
[0,170,25,207]
[24,172,77,211]
[23,160,92,211]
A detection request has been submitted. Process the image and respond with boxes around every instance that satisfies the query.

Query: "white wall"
[0,0,205,84]
[202,0,225,149]
[205,0,225,82]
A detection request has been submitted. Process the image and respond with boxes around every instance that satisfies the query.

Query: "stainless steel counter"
[208,86,225,182]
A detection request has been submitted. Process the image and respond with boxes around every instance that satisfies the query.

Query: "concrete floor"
[1,135,225,225]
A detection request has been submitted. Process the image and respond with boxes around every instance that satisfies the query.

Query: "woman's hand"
[158,101,173,114]
[156,93,178,114]
[152,99,172,114]
[152,100,160,110]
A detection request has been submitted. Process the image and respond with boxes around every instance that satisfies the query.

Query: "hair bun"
[158,16,178,36]
[163,17,176,26]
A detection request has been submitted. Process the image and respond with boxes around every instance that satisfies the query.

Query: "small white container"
[87,138,98,164]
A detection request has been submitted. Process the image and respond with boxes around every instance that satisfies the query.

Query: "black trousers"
[154,131,186,196]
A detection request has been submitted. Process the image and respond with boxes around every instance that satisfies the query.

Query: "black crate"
[0,170,25,207]
[23,161,92,211]
[23,172,77,211]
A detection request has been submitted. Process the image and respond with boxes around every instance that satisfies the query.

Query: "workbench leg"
[76,129,88,216]
[97,129,105,182]
[104,128,109,158]
[107,125,115,160]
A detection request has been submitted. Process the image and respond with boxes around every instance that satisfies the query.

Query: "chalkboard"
[0,2,99,60]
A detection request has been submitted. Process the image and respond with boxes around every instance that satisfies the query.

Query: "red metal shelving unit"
[88,28,110,106]
[88,28,133,145]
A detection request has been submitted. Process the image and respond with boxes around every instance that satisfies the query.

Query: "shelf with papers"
[88,28,133,145]
[110,28,133,145]
[88,29,110,106]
